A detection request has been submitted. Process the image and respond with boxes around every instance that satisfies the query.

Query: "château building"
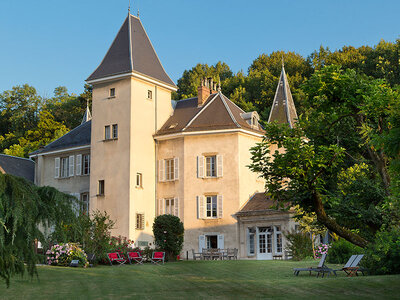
[30,13,298,260]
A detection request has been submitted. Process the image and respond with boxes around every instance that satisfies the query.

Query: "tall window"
[165,198,174,215]
[60,157,69,178]
[205,155,216,177]
[109,88,115,97]
[136,213,144,230]
[136,173,142,187]
[83,154,90,175]
[248,227,256,256]
[81,193,89,214]
[206,195,217,218]
[105,125,110,140]
[275,226,283,253]
[98,180,105,195]
[165,159,174,181]
[112,124,118,139]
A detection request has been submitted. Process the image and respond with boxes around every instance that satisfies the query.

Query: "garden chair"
[87,253,96,267]
[192,249,202,260]
[335,254,366,277]
[151,251,165,265]
[227,248,238,260]
[128,252,143,264]
[293,254,334,277]
[107,252,126,266]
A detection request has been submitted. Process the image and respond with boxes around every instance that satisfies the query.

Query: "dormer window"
[109,88,115,98]
[241,111,259,128]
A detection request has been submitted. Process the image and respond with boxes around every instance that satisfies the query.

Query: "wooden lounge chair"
[335,254,366,277]
[293,254,334,277]
[128,251,144,264]
[151,251,165,265]
[192,249,202,260]
[107,252,126,266]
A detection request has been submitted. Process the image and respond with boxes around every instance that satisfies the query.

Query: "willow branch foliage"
[0,173,79,287]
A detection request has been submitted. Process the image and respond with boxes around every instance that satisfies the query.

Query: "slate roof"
[87,14,176,88]
[268,65,298,128]
[155,92,264,136]
[0,154,35,182]
[236,192,293,216]
[30,120,91,156]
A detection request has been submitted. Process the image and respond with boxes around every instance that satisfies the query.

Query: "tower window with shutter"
[206,195,218,218]
[197,194,223,219]
[165,159,174,181]
[205,155,216,177]
[60,157,69,178]
[83,154,90,175]
[136,213,144,230]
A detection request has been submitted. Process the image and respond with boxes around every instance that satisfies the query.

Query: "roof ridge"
[219,92,240,128]
[0,154,34,162]
[221,92,246,114]
[281,68,292,127]
[128,13,133,70]
[182,94,219,131]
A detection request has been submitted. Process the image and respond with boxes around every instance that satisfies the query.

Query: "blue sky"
[1,0,399,97]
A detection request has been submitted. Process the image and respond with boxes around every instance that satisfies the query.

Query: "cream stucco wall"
[90,75,172,243]
[157,131,265,258]
[33,149,90,195]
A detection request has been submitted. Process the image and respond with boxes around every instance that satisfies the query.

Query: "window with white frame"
[197,195,223,219]
[158,197,179,217]
[112,124,118,139]
[60,157,69,178]
[104,125,110,140]
[158,158,179,182]
[197,155,223,178]
[136,173,142,188]
[206,156,216,177]
[81,193,89,214]
[136,213,144,230]
[274,226,283,253]
[83,154,90,175]
[248,227,256,256]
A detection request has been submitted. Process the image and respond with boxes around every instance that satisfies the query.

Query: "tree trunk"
[312,192,369,248]
[365,146,391,196]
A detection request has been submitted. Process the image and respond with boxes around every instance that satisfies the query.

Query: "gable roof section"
[155,92,264,137]
[30,120,91,156]
[0,154,35,182]
[268,65,298,128]
[87,14,176,88]
[239,193,275,212]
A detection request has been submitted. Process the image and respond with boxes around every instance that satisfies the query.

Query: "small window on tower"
[136,213,144,230]
[147,90,152,100]
[109,88,115,97]
[136,173,142,188]
[98,180,105,196]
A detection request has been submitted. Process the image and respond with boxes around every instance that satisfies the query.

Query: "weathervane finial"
[282,54,284,68]
[128,0,131,14]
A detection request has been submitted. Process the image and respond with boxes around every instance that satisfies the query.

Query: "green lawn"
[1,260,399,299]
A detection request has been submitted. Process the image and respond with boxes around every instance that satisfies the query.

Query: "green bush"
[363,228,400,275]
[153,215,184,261]
[327,238,363,264]
[284,230,313,260]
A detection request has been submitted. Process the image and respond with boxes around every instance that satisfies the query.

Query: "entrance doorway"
[257,227,273,260]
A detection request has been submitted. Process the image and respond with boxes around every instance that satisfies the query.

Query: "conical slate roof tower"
[268,63,298,128]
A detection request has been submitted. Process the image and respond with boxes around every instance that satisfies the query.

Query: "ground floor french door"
[257,227,273,260]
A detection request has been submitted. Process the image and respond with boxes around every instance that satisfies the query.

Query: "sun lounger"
[293,254,335,277]
[335,254,366,276]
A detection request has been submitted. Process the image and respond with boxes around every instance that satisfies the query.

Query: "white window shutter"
[197,156,204,178]
[174,197,179,218]
[174,157,179,180]
[76,154,82,176]
[68,155,74,177]
[54,157,60,178]
[158,199,164,215]
[199,235,206,253]
[197,196,204,219]
[217,155,223,177]
[217,234,224,250]
[159,160,165,182]
[218,195,223,218]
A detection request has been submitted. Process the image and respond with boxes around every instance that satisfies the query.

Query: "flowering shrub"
[46,243,89,267]
[109,236,135,261]
[315,243,331,259]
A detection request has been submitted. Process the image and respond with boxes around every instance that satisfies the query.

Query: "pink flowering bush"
[315,243,331,259]
[46,243,89,267]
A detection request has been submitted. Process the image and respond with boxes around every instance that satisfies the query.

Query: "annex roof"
[155,92,264,137]
[236,192,293,217]
[268,64,298,128]
[30,120,91,156]
[87,14,176,88]
[0,154,35,182]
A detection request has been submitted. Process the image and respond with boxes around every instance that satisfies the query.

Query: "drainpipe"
[154,86,158,241]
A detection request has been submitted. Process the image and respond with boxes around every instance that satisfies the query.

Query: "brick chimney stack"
[198,77,218,106]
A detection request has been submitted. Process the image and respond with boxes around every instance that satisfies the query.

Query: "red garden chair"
[151,252,165,265]
[127,252,144,264]
[107,252,126,266]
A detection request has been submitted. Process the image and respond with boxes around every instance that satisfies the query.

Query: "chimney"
[198,77,218,106]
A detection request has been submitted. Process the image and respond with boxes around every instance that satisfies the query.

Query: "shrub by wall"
[153,215,184,261]
[284,231,313,260]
